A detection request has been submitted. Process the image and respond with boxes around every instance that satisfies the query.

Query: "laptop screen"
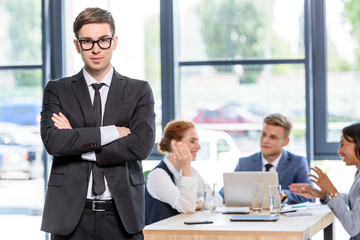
[223,172,279,209]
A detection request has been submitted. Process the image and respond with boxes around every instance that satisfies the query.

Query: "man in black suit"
[40,7,155,240]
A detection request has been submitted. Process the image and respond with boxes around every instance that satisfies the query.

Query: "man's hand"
[116,126,131,138]
[52,112,73,129]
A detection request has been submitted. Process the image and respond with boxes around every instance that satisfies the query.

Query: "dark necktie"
[265,163,273,172]
[91,83,106,196]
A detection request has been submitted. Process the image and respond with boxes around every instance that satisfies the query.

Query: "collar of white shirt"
[163,156,182,180]
[261,151,282,172]
[83,66,113,87]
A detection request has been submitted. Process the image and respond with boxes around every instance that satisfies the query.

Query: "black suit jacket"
[40,69,156,235]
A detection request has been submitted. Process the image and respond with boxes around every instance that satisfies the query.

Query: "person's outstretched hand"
[289,183,325,200]
[309,166,338,197]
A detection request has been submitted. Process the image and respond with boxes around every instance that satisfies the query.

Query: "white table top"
[144,207,334,240]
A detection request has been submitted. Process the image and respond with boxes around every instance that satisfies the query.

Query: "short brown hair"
[158,120,195,154]
[263,113,292,138]
[73,7,116,39]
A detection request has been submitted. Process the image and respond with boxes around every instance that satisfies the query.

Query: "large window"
[180,65,306,156]
[179,0,304,61]
[0,0,44,239]
[177,0,307,163]
[326,0,360,141]
[313,0,360,159]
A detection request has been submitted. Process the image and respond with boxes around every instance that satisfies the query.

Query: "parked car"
[0,145,31,179]
[0,101,41,126]
[0,123,43,179]
[193,105,263,136]
[142,130,241,186]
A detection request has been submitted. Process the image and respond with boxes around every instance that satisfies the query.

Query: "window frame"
[160,0,339,161]
[312,0,339,160]
[42,0,65,195]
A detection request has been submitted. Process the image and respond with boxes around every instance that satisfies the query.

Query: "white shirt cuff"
[101,125,119,145]
[82,152,96,162]
[81,125,119,161]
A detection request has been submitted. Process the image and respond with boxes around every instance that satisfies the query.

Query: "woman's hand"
[309,167,338,197]
[197,200,204,211]
[52,112,72,129]
[289,183,326,200]
[169,142,192,176]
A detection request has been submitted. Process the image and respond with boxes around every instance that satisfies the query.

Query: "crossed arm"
[52,112,131,138]
[41,79,156,163]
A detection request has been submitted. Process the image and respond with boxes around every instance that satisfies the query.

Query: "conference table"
[144,207,334,240]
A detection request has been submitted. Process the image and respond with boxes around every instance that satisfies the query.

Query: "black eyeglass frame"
[77,37,113,50]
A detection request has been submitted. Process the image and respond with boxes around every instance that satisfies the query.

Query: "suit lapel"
[253,152,263,171]
[71,71,96,127]
[276,150,289,183]
[103,71,125,125]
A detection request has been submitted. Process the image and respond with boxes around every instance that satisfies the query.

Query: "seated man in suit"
[220,113,314,204]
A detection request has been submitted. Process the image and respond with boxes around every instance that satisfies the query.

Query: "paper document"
[215,206,250,214]
[281,202,328,211]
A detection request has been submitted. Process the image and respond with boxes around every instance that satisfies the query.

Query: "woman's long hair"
[342,123,360,160]
[342,123,360,176]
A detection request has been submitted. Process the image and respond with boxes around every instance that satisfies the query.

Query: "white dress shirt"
[261,152,282,172]
[81,67,120,200]
[146,157,223,213]
[261,152,289,202]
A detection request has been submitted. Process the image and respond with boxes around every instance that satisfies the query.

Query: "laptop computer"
[223,172,279,209]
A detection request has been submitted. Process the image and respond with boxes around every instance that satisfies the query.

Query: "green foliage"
[195,0,268,83]
[4,0,42,86]
[356,48,360,70]
[345,0,360,69]
[144,14,161,98]
[5,0,42,62]
[240,65,263,84]
[270,30,300,74]
[14,70,42,87]
[327,36,352,71]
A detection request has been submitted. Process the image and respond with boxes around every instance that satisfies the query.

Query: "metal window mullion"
[312,0,338,159]
[0,65,43,70]
[179,59,305,67]
[160,0,177,129]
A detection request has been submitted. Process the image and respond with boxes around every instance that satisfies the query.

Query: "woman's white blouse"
[146,157,223,213]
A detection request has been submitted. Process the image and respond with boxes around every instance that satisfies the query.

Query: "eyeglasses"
[77,38,113,50]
